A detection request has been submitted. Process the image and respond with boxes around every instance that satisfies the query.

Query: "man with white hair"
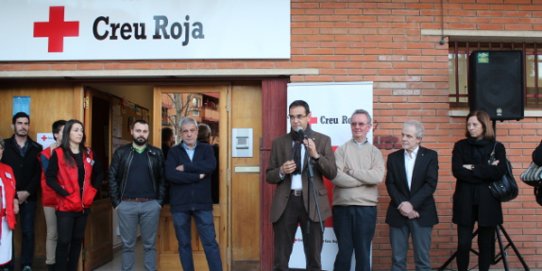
[385,120,439,271]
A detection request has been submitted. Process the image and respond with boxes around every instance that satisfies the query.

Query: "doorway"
[82,88,114,270]
[154,84,228,270]
[0,80,264,270]
[153,82,262,270]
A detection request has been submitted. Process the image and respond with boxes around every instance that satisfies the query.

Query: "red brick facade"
[2,1,542,270]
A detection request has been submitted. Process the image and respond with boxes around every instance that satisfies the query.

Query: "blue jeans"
[333,205,376,271]
[117,200,161,271]
[171,210,222,271]
[19,200,37,267]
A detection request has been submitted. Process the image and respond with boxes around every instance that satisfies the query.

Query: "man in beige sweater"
[332,109,385,271]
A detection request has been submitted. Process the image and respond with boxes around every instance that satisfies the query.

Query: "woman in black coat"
[451,110,507,271]
[532,140,542,166]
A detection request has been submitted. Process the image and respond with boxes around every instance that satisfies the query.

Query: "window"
[448,42,542,108]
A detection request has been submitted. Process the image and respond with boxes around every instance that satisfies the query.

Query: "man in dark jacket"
[108,119,166,271]
[265,100,337,271]
[1,112,42,271]
[385,120,439,271]
[165,117,221,271]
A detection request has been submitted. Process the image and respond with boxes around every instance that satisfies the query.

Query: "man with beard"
[1,112,42,271]
[108,119,166,271]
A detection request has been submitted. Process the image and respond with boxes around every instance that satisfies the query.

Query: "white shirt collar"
[404,146,419,159]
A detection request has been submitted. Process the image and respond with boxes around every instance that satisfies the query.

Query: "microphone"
[294,126,306,139]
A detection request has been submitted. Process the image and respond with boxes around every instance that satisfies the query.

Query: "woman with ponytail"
[46,119,103,271]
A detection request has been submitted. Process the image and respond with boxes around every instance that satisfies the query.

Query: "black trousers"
[272,194,323,271]
[55,210,89,271]
[456,223,495,271]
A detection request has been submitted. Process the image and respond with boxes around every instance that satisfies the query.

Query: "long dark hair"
[60,119,86,166]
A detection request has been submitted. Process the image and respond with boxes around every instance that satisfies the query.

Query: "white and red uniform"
[0,163,16,265]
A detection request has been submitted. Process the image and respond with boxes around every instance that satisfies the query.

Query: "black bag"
[535,186,542,206]
[487,142,518,202]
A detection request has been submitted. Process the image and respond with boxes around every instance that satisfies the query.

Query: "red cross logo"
[33,6,79,53]
[309,116,318,125]
[41,135,48,142]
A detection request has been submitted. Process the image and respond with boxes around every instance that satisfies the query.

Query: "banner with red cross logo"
[0,0,290,61]
[287,82,374,271]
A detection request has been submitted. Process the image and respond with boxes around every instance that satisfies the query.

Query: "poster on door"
[287,81,374,270]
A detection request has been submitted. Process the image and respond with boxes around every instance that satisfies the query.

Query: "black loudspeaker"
[468,50,524,120]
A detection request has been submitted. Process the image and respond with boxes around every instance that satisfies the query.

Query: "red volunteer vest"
[53,148,97,212]
[40,147,57,207]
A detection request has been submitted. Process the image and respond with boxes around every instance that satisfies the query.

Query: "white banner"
[0,0,290,61]
[287,81,374,271]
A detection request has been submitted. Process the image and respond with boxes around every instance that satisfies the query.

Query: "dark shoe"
[47,264,55,271]
[22,266,32,271]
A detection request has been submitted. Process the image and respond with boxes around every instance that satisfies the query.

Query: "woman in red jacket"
[0,137,19,269]
[46,120,103,271]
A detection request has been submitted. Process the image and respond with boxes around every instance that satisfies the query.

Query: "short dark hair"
[162,127,173,142]
[130,119,149,130]
[197,123,212,143]
[12,112,30,125]
[288,100,310,115]
[52,120,67,140]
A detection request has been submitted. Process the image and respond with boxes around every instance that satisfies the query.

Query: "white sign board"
[0,0,290,61]
[287,81,374,271]
[37,133,55,149]
[232,128,253,158]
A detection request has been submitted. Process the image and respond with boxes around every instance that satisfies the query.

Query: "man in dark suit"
[385,120,439,271]
[265,100,337,271]
[1,112,43,271]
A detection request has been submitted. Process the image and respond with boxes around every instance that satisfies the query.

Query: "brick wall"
[3,0,542,269]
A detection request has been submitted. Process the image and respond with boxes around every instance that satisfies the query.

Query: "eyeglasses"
[351,122,369,127]
[288,114,307,120]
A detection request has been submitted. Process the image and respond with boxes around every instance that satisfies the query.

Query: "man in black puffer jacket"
[108,119,166,271]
